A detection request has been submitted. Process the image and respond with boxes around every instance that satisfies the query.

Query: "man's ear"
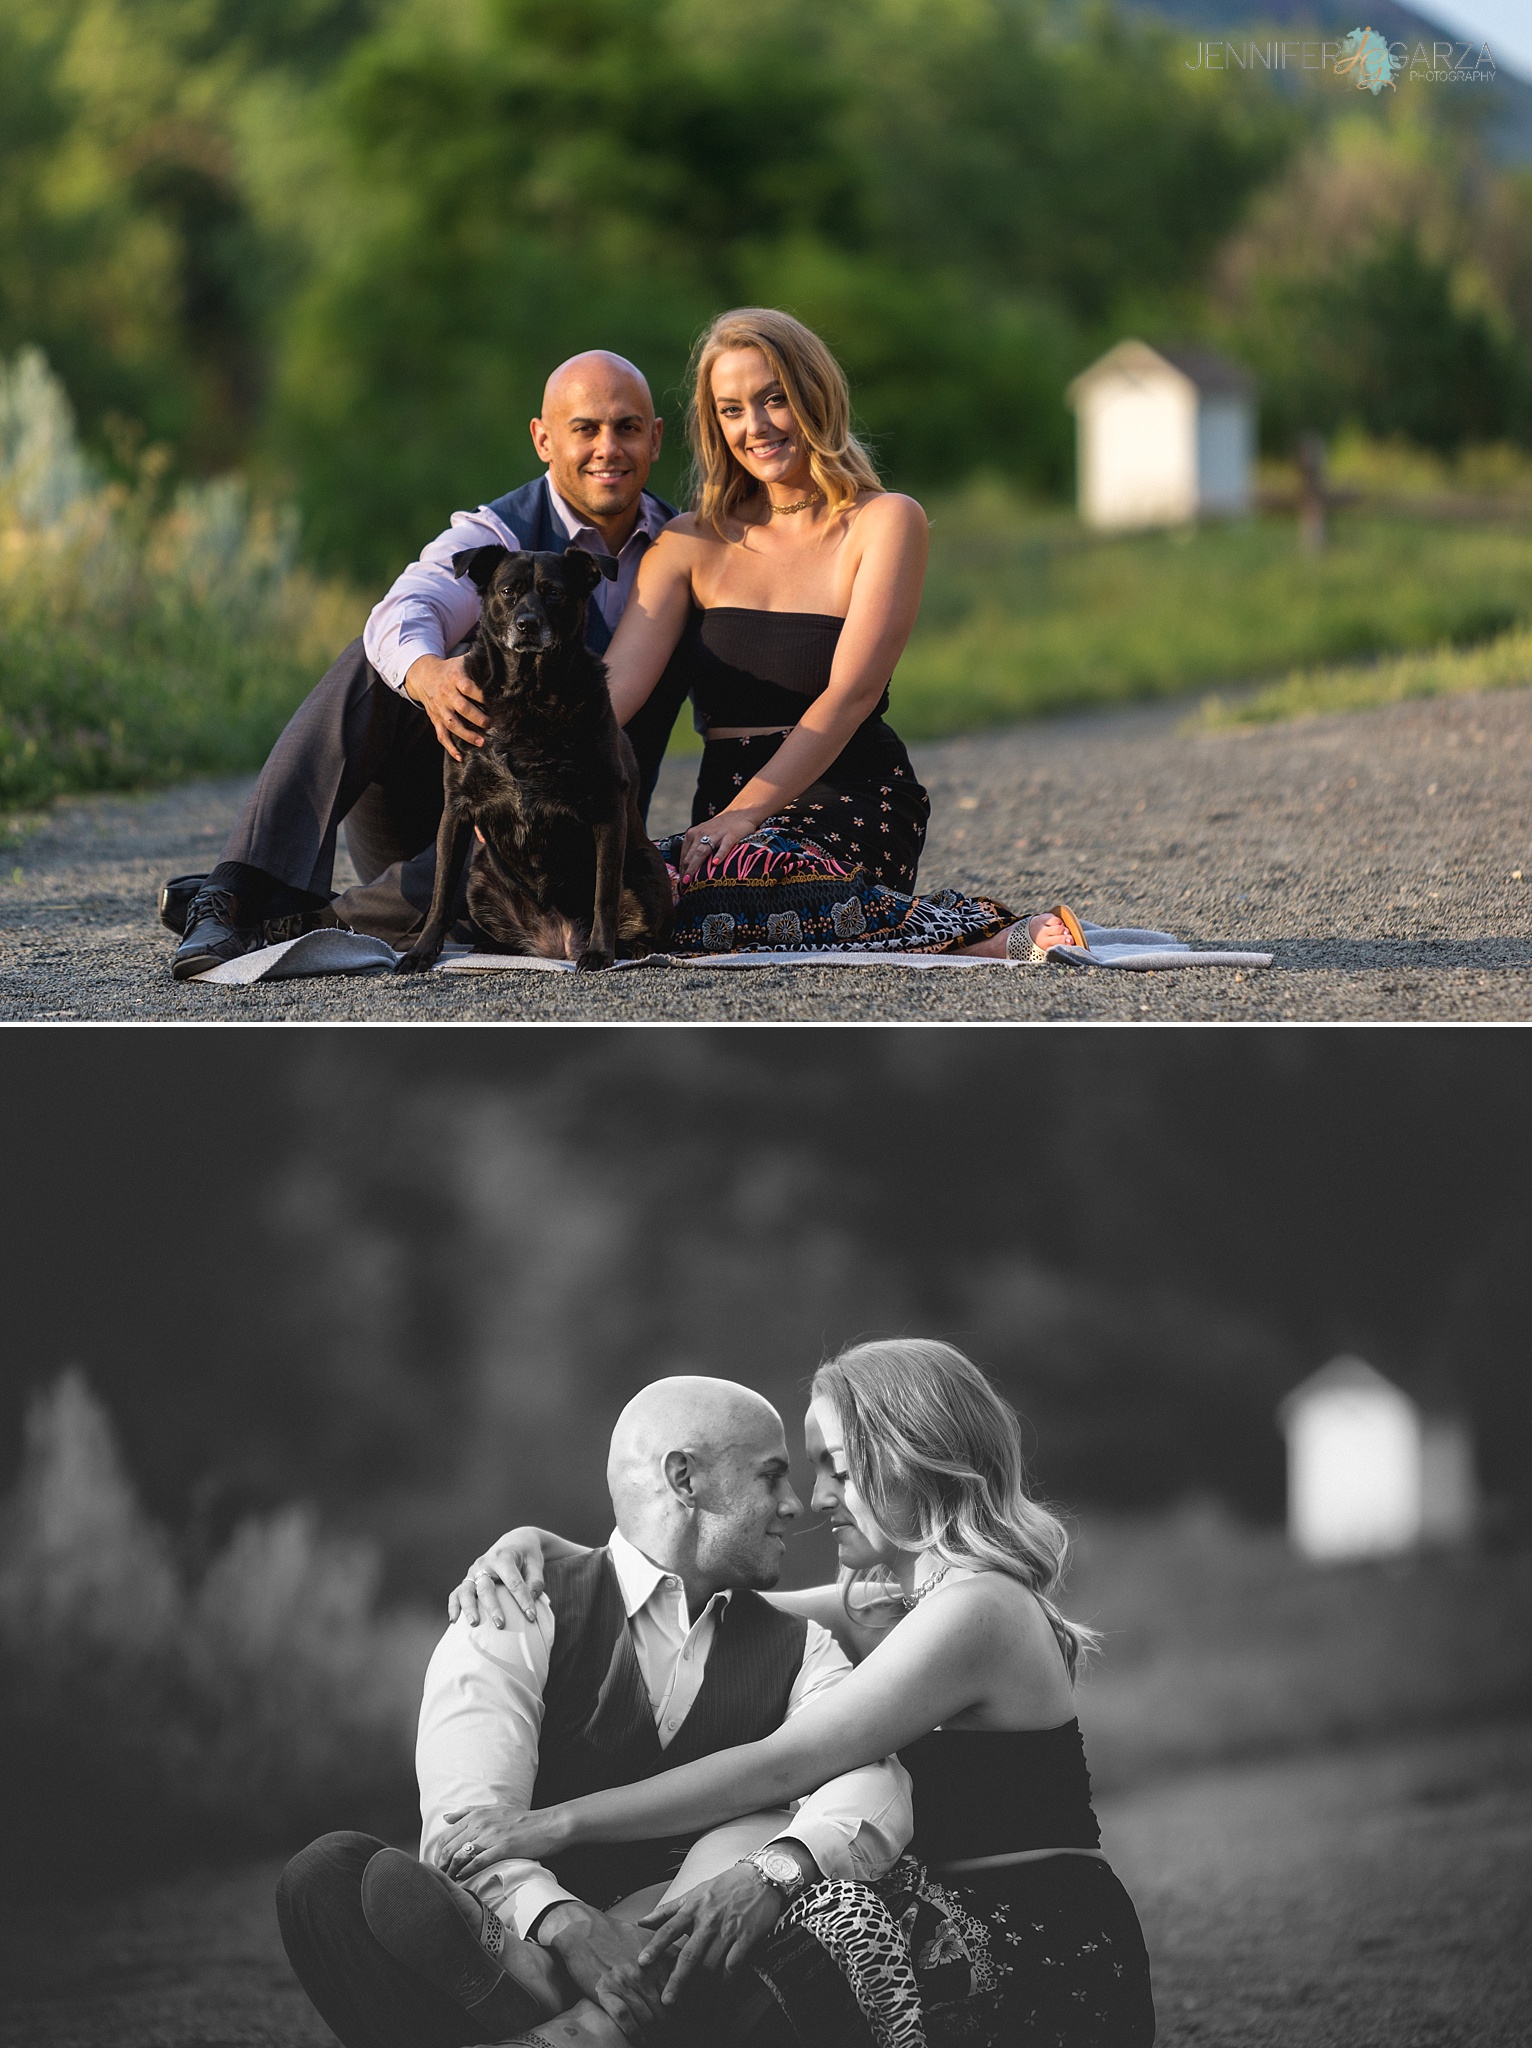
[565,546,619,592]
[451,544,513,592]
[662,1449,699,1508]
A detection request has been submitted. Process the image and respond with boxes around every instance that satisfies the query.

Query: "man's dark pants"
[278,1832,867,2048]
[221,638,691,944]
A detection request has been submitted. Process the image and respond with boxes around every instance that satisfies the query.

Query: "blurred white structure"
[1277,1356,1477,1562]
[1066,340,1254,530]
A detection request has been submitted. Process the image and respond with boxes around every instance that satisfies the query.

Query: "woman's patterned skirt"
[771,1855,1156,2048]
[662,723,1013,956]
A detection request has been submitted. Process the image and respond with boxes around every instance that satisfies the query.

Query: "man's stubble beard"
[700,1529,785,1594]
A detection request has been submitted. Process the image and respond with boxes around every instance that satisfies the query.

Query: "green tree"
[272,0,1292,577]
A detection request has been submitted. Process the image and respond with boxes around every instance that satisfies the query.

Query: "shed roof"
[1067,338,1256,405]
[1276,1354,1411,1427]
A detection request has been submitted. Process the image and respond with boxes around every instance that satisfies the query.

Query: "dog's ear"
[452,544,513,592]
[564,547,619,592]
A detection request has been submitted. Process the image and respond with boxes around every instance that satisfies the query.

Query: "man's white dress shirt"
[363,481,673,695]
[416,1529,913,1939]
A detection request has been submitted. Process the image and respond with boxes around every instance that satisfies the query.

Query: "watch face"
[759,1851,799,1885]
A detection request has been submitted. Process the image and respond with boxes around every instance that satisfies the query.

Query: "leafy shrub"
[0,348,359,807]
[0,1371,433,1884]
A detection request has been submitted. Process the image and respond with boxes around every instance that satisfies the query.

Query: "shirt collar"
[607,1527,731,1625]
[546,477,669,553]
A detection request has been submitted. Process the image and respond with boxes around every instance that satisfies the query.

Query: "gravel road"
[3,685,1530,1021]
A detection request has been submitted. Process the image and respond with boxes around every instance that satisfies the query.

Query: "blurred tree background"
[3,1029,1528,1593]
[13,0,1527,584]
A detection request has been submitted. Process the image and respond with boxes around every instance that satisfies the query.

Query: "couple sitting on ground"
[168,308,1089,977]
[277,1340,1155,2048]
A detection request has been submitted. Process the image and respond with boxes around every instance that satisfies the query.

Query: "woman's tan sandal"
[1005,905,1089,964]
[1005,920,1049,964]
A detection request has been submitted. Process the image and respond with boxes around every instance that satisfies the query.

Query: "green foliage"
[891,483,1532,733]
[0,1370,431,1873]
[281,0,1293,576]
[0,349,357,807]
[0,0,1298,580]
[1215,111,1532,452]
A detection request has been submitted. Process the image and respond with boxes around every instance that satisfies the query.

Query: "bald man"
[275,1380,913,2048]
[167,352,692,977]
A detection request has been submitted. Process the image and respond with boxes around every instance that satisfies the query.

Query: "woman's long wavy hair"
[686,308,883,534]
[813,1338,1098,1681]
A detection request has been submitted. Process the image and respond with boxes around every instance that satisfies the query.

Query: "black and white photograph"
[1,1032,1529,2048]
[4,2,1532,2047]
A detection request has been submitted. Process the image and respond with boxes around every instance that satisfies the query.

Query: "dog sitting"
[394,546,675,974]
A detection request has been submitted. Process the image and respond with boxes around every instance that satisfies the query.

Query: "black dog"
[395,546,674,975]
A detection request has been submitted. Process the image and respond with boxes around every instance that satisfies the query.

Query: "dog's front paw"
[394,944,442,976]
[574,947,615,973]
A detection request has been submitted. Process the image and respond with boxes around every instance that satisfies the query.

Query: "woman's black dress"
[771,1721,1155,2048]
[656,607,1013,953]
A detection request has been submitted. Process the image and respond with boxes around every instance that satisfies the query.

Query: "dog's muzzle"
[507,611,554,652]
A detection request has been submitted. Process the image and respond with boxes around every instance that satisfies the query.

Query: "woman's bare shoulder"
[850,490,928,535]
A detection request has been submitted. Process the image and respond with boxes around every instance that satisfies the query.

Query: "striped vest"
[533,1547,808,1906]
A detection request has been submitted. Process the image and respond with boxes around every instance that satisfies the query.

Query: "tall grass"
[1071,1502,1532,1793]
[890,481,1532,736]
[1199,621,1532,728]
[0,350,360,809]
[0,1372,434,1883]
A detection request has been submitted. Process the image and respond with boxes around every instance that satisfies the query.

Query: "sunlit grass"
[1199,621,1532,727]
[886,480,1532,737]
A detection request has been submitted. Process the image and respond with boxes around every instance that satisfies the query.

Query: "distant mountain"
[1097,0,1532,158]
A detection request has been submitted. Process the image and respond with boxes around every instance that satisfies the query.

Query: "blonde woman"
[601,309,1081,958]
[447,1343,1155,2046]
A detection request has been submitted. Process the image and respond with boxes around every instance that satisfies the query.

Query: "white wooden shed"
[1066,339,1255,530]
[1276,1356,1477,1563]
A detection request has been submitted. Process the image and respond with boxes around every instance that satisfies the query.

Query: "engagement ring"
[699,834,715,846]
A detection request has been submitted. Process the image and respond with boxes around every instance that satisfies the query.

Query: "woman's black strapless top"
[674,606,890,727]
[899,1720,1102,1866]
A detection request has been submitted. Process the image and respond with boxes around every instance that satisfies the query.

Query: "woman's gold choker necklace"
[769,490,822,515]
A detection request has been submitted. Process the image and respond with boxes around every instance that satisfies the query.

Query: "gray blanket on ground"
[191,922,1273,982]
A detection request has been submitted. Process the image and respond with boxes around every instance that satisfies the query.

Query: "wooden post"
[1297,432,1327,555]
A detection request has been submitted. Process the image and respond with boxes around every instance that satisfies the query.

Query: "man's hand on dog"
[535,1900,670,2041]
[404,653,489,761]
[678,810,758,879]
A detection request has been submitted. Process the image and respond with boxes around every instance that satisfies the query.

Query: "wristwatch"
[741,1843,809,1904]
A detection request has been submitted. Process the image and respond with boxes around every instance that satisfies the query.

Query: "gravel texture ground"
[2,1722,1527,2047]
[3,686,1530,1022]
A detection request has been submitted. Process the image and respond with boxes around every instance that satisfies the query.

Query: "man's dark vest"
[485,477,677,656]
[532,1548,808,1907]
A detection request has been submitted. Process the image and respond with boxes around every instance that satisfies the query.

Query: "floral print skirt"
[664,725,1013,956]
